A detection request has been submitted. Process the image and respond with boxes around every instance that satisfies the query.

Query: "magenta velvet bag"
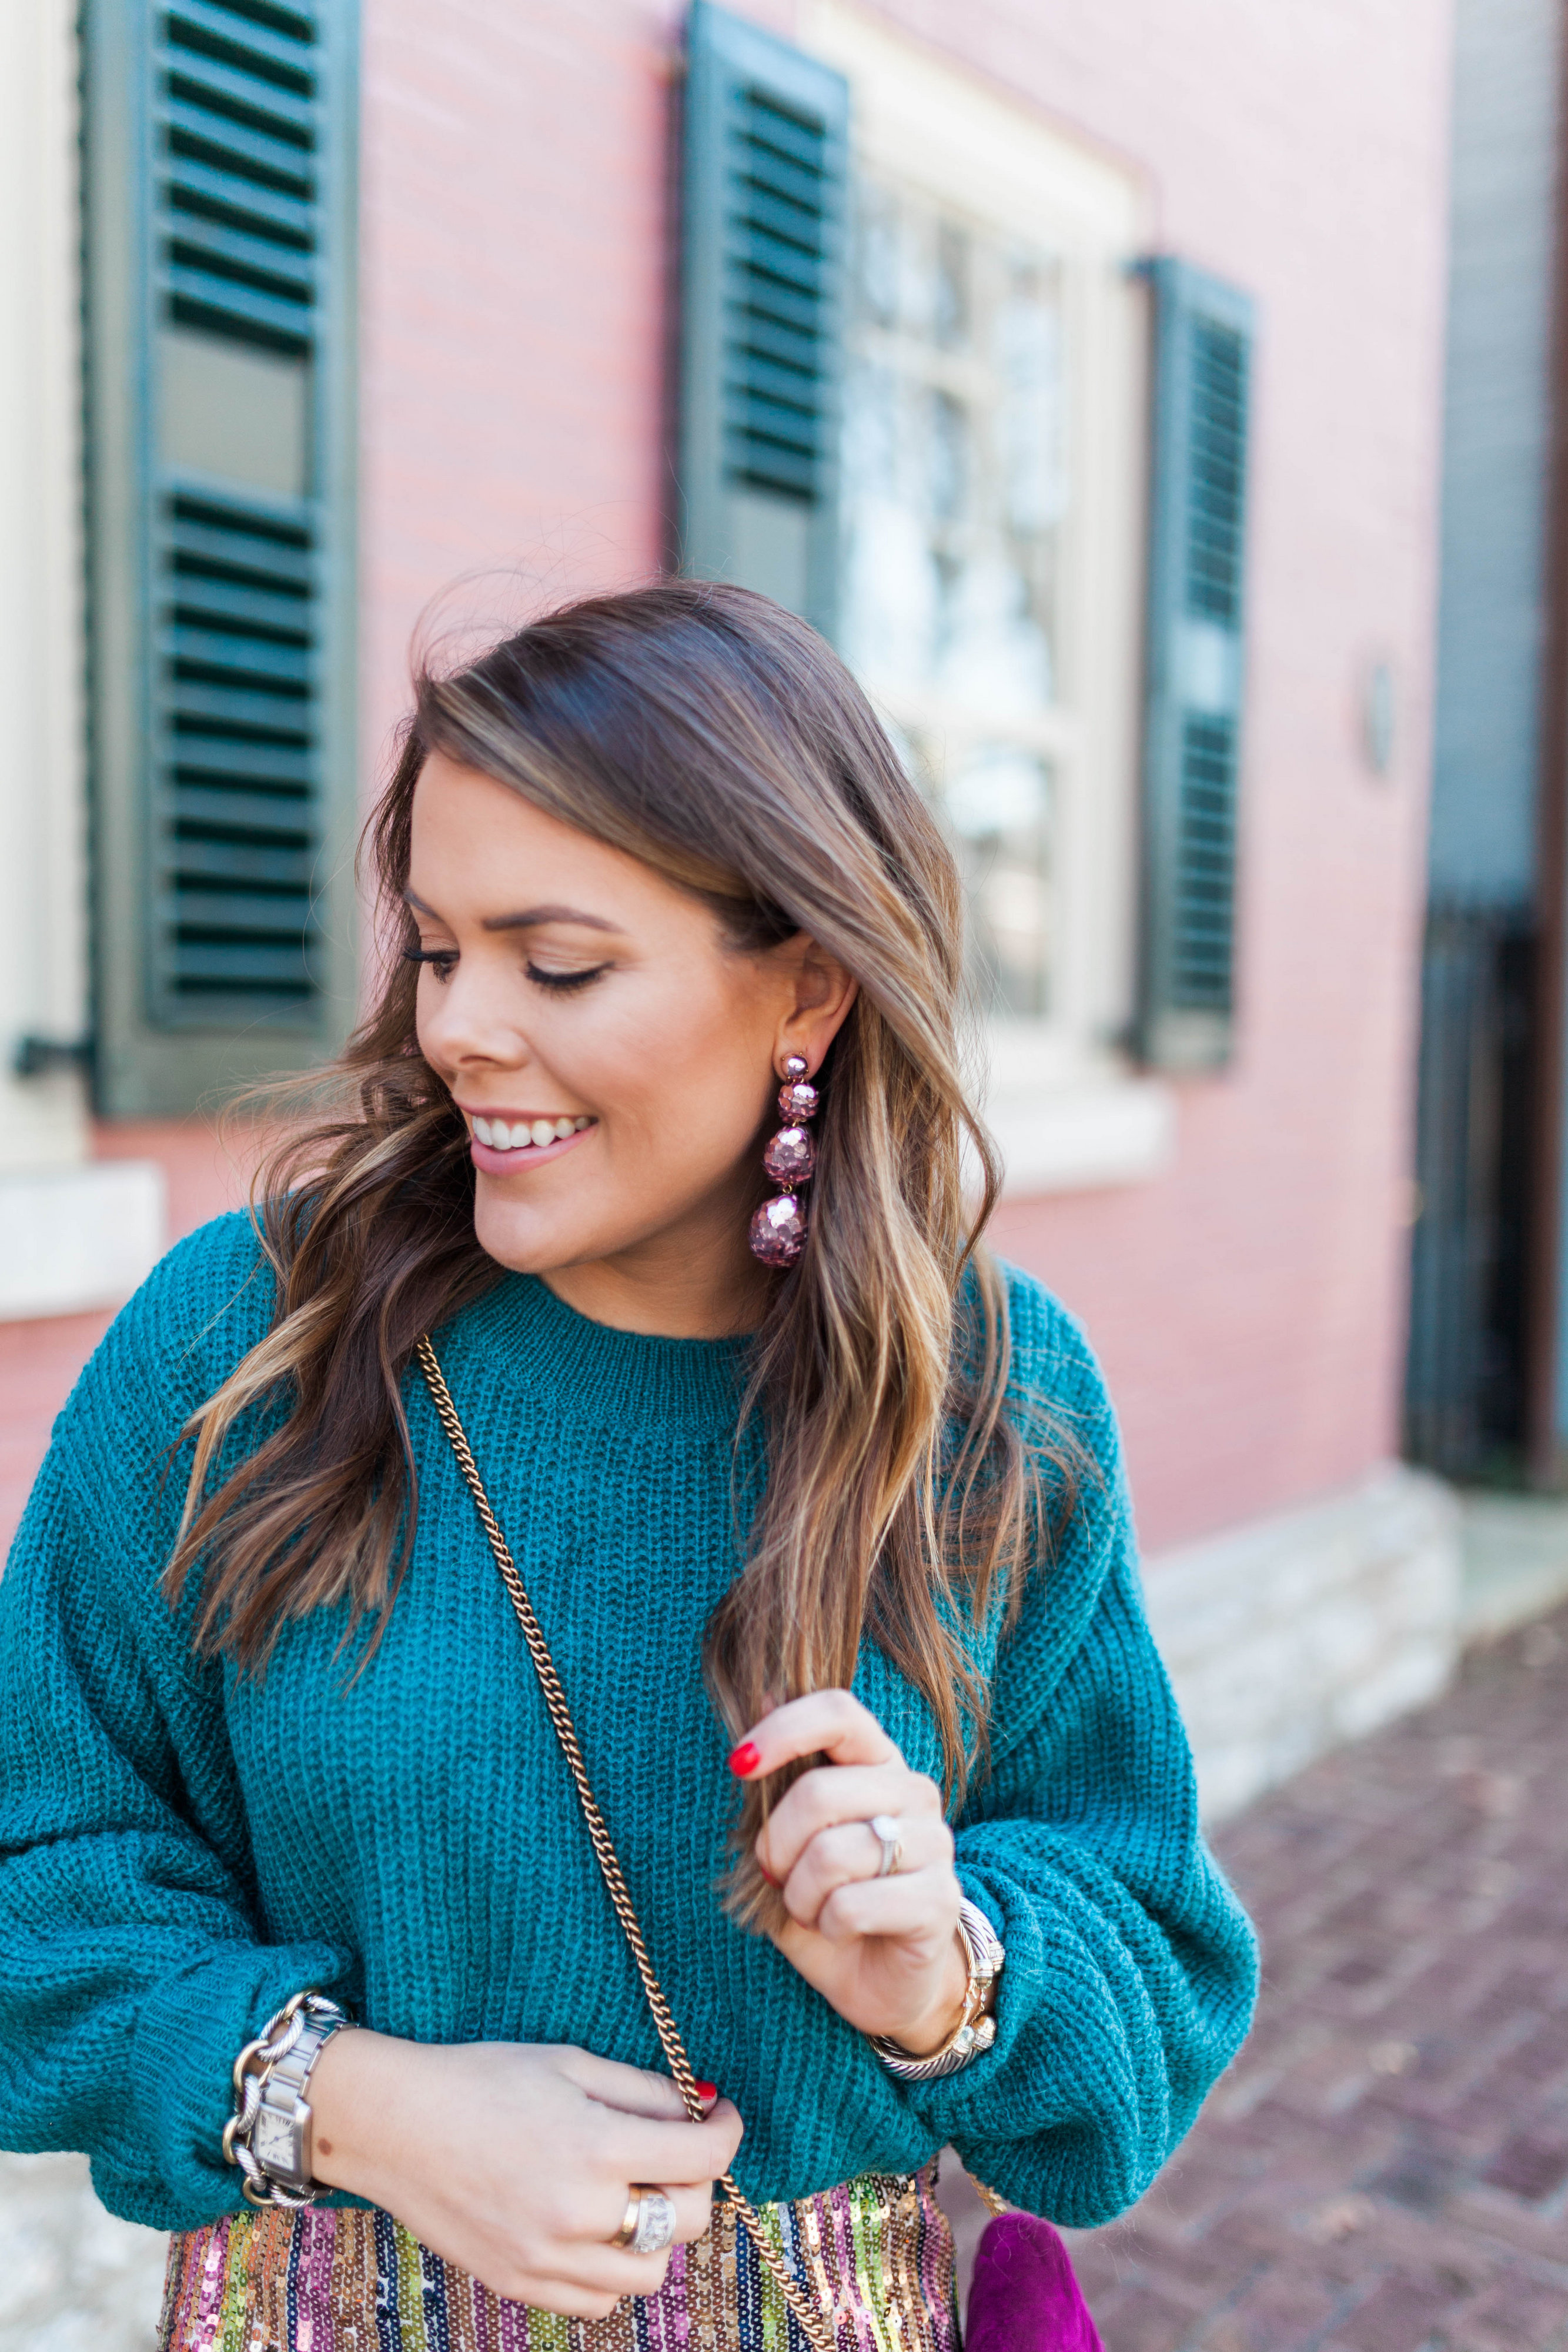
[964,2210,1105,2351]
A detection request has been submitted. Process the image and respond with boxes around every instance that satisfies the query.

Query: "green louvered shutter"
[83,0,359,1117]
[677,1,850,639]
[1136,260,1254,1071]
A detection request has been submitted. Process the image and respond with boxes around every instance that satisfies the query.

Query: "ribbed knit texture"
[0,1213,1256,2234]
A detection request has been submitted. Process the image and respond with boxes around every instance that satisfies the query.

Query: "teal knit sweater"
[0,1212,1255,2234]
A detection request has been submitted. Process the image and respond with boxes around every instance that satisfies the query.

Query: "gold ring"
[610,2190,642,2249]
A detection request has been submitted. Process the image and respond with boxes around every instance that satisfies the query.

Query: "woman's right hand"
[305,2027,744,2317]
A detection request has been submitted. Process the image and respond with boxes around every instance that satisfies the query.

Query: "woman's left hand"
[731,1690,969,2056]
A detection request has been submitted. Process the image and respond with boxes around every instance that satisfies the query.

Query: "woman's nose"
[420,960,527,1071]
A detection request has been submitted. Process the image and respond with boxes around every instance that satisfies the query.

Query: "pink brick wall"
[0,0,1451,1561]
[355,0,686,766]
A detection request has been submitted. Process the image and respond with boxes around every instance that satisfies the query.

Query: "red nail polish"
[696,2080,718,2102]
[729,1741,761,1776]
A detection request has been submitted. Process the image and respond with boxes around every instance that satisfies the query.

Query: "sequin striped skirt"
[157,2164,958,2351]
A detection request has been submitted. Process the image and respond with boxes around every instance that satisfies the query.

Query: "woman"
[0,582,1255,2348]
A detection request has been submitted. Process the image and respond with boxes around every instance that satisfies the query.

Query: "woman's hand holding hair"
[731,1690,971,2056]
[304,2030,741,2318]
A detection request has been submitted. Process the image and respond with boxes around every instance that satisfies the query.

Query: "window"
[806,1,1169,1182]
[678,6,1246,1187]
[839,188,1066,1023]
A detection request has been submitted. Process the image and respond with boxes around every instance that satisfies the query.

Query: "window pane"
[945,745,1054,1020]
[841,183,1066,714]
[841,177,1067,1021]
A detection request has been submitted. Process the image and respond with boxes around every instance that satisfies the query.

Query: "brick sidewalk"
[1064,1605,1568,2351]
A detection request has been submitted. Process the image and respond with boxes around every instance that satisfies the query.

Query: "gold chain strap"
[416,1337,837,2351]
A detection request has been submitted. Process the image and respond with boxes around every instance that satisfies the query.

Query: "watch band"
[870,1896,1005,2082]
[224,1990,354,2207]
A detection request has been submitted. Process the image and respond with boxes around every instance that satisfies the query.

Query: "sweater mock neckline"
[446,1271,755,1438]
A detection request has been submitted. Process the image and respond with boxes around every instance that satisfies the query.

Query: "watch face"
[253,2109,295,2171]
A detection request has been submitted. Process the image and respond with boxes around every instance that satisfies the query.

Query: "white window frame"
[804,0,1175,1194]
[0,0,166,1318]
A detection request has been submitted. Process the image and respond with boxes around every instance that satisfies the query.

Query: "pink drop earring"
[748,1053,818,1268]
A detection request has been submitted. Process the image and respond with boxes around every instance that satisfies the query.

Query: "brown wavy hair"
[169,580,1068,1920]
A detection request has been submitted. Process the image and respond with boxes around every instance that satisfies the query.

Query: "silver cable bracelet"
[870,1896,1005,2082]
[222,1989,355,2208]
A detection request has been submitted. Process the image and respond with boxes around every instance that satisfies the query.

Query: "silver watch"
[223,1991,354,2207]
[871,1896,1005,2082]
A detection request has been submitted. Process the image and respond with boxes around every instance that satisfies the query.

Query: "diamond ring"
[617,2187,677,2256]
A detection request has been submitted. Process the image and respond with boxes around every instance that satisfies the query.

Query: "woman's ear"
[774,936,858,1075]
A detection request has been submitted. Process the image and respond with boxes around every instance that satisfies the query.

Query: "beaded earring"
[748,1053,818,1268]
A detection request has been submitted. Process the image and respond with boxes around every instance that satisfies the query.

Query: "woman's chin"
[471,1197,584,1275]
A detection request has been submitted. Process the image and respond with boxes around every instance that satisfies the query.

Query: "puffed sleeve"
[908,1273,1258,2224]
[0,1218,353,2230]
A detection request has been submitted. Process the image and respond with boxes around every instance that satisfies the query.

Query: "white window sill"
[987,1073,1176,1198]
[0,1161,166,1322]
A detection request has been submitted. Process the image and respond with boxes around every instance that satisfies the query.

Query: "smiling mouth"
[468,1112,596,1159]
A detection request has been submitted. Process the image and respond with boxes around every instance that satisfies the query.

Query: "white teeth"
[473,1114,593,1153]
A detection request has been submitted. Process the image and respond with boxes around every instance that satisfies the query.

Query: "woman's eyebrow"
[403,890,619,935]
